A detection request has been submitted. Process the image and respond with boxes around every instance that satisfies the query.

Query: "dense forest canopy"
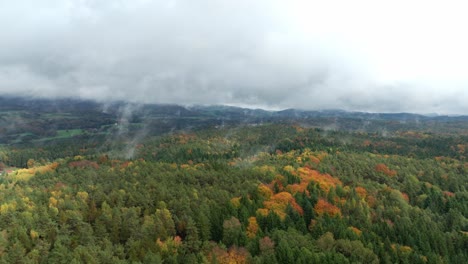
[0,97,466,263]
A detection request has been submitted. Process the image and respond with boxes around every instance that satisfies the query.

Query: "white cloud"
[0,0,467,114]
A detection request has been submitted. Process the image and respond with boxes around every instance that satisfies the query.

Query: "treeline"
[0,124,466,263]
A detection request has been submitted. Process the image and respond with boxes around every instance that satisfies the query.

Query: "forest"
[0,97,467,263]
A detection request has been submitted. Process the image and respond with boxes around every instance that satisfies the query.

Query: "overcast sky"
[0,0,467,114]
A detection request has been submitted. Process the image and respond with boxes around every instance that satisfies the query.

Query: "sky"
[0,0,467,114]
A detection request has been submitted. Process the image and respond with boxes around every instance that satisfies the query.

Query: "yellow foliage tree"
[246,217,259,238]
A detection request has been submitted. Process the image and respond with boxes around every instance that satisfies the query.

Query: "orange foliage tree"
[314,198,341,217]
[246,217,259,238]
[349,226,362,236]
[292,167,342,194]
[375,163,397,177]
[355,186,367,199]
[209,246,249,264]
[262,192,303,220]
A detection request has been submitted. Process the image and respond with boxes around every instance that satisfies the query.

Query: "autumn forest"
[0,97,467,263]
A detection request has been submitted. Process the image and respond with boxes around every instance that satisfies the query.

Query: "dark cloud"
[0,0,467,114]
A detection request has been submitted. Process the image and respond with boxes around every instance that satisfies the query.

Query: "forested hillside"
[0,98,467,263]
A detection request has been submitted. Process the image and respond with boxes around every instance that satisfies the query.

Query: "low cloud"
[0,0,467,114]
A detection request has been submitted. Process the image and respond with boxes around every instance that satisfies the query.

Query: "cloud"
[0,0,467,114]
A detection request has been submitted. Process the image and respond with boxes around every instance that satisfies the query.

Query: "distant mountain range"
[2,96,467,122]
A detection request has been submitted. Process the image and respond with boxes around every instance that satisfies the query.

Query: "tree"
[246,217,259,239]
[222,217,243,247]
[314,198,341,217]
[183,218,201,253]
[275,240,295,264]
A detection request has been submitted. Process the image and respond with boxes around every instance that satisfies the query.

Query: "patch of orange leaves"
[355,186,367,199]
[363,140,372,147]
[263,192,303,220]
[375,163,397,177]
[314,198,341,217]
[309,156,321,164]
[294,167,342,193]
[175,134,196,144]
[334,197,346,206]
[349,226,362,236]
[401,192,410,202]
[391,244,413,253]
[246,217,259,238]
[443,191,455,197]
[69,160,99,169]
[156,236,182,256]
[209,246,249,264]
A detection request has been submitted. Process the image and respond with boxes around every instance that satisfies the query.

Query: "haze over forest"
[1,0,468,114]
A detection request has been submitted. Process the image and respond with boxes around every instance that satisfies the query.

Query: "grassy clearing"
[56,129,83,137]
[35,129,84,142]
[41,113,79,119]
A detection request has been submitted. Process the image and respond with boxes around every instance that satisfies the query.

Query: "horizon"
[1,95,466,117]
